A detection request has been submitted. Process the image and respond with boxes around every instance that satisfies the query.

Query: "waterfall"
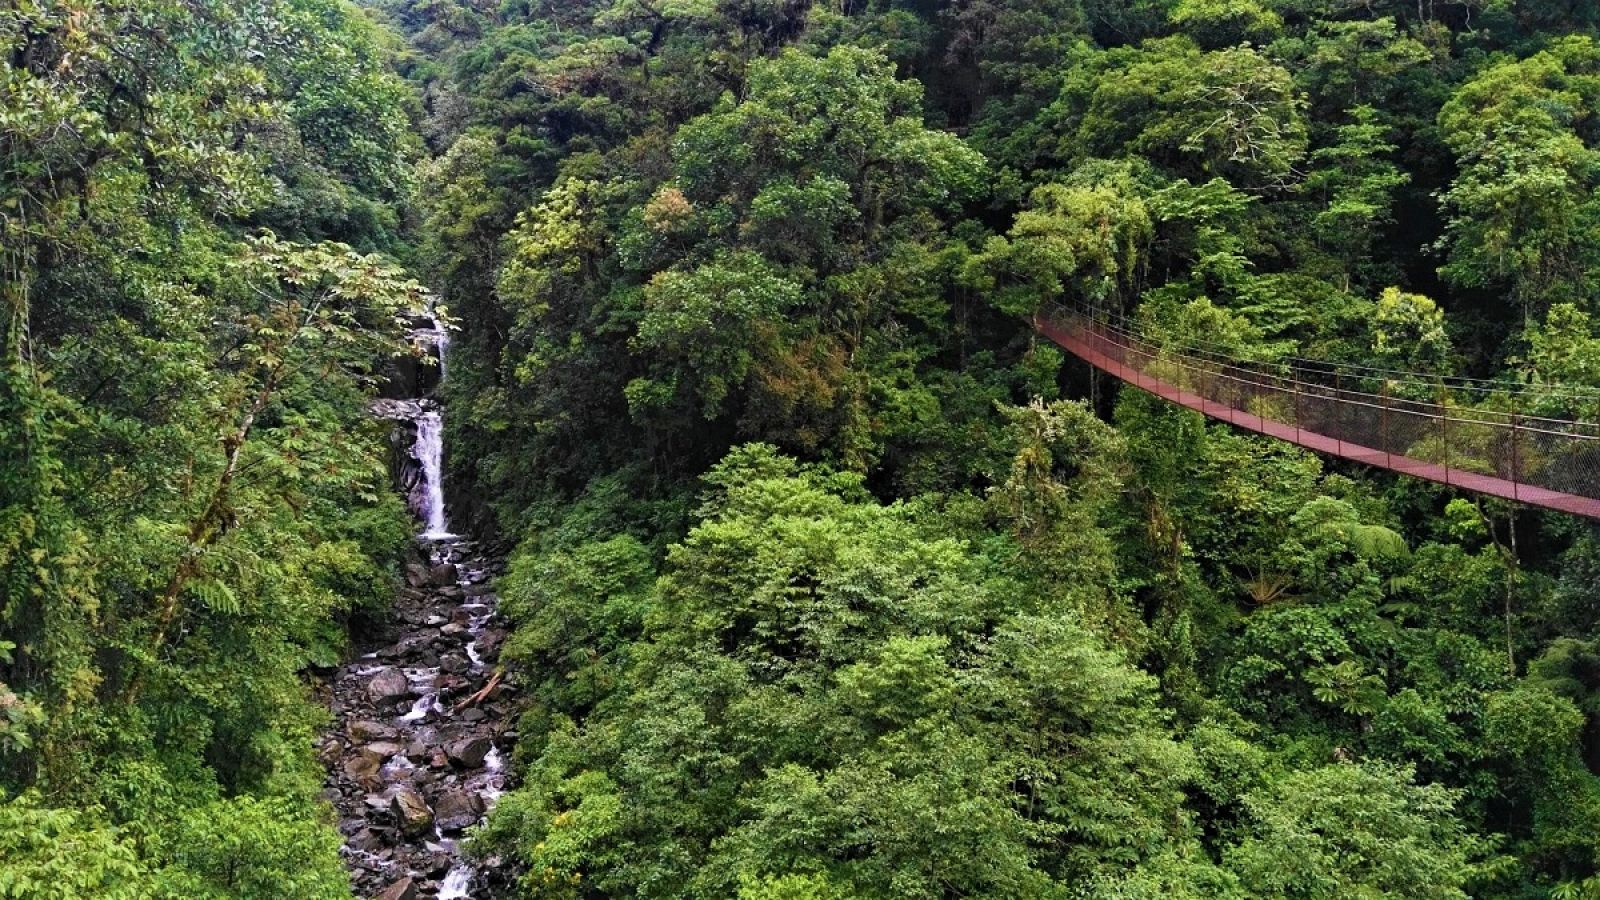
[411,312,452,540]
[414,408,451,539]
[343,310,512,898]
[435,317,450,382]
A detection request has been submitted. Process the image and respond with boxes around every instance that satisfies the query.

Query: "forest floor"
[319,536,519,899]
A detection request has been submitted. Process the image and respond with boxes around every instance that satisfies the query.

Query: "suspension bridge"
[1034,303,1600,520]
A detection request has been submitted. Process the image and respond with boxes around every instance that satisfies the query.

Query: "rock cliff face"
[321,537,516,898]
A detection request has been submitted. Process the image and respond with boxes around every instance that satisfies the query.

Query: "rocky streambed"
[321,536,517,899]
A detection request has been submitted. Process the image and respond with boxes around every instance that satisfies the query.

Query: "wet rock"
[326,538,513,893]
[367,668,411,706]
[435,789,484,831]
[448,736,492,769]
[391,787,433,837]
[405,563,431,587]
[366,741,405,760]
[350,720,397,742]
[344,754,381,781]
[429,563,458,586]
[377,876,417,900]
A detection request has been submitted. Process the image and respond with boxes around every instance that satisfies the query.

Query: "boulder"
[377,876,417,900]
[367,669,411,707]
[447,736,492,769]
[405,563,431,588]
[429,563,458,586]
[366,741,405,760]
[350,720,397,742]
[434,789,485,831]
[344,754,381,781]
[390,787,433,837]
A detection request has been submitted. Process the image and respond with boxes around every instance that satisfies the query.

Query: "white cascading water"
[413,315,453,540]
[414,409,452,539]
[437,866,473,900]
[365,311,507,898]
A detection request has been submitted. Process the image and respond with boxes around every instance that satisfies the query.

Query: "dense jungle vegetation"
[16,0,1600,897]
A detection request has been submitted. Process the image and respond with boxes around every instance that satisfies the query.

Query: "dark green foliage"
[1,0,422,892]
[379,0,1600,896]
[14,0,1600,895]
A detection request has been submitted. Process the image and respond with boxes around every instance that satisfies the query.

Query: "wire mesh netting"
[1036,303,1600,518]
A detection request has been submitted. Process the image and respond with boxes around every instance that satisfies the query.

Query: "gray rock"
[429,563,458,586]
[344,754,381,781]
[377,876,417,900]
[366,741,405,760]
[434,789,484,831]
[350,720,397,742]
[447,736,492,769]
[367,668,411,706]
[405,563,431,588]
[390,787,433,837]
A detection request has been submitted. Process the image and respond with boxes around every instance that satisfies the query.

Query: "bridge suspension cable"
[1034,303,1600,520]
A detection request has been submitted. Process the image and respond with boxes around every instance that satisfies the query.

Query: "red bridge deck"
[1036,312,1600,521]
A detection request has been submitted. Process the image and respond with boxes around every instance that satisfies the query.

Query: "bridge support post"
[1335,371,1345,457]
[1292,368,1302,444]
[1511,407,1521,503]
[1381,381,1392,469]
[1439,379,1451,487]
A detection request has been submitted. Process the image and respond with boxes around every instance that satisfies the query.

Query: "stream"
[321,315,516,899]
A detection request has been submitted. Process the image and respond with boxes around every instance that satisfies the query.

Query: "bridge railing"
[1039,303,1600,510]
